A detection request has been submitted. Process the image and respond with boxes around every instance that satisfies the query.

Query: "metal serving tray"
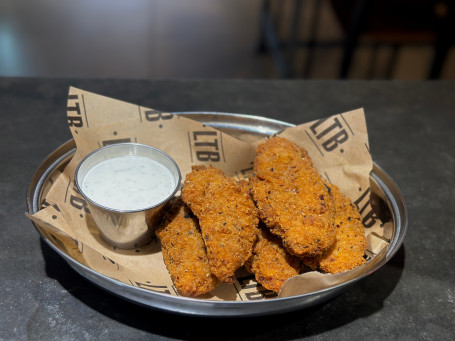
[26,112,407,317]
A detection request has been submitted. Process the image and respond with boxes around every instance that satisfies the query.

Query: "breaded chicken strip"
[245,227,301,294]
[181,166,259,283]
[302,184,367,273]
[251,137,336,257]
[156,199,219,297]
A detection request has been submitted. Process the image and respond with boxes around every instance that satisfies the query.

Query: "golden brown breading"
[181,166,259,283]
[245,227,301,294]
[238,179,252,196]
[156,199,219,297]
[250,137,336,257]
[302,184,367,273]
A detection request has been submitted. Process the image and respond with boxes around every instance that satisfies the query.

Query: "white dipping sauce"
[81,155,175,211]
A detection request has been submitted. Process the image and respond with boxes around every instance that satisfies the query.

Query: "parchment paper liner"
[26,87,389,301]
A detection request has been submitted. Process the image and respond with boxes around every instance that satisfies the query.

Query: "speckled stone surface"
[1,78,454,340]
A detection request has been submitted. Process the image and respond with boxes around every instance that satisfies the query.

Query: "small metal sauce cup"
[75,143,181,249]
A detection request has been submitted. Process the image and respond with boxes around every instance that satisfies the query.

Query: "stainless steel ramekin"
[75,143,181,249]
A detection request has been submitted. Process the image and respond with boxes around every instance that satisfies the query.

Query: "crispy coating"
[245,227,301,294]
[238,179,252,196]
[251,137,336,257]
[181,166,259,283]
[303,184,367,273]
[156,199,219,297]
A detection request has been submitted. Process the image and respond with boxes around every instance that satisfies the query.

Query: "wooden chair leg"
[428,2,454,79]
[339,0,369,79]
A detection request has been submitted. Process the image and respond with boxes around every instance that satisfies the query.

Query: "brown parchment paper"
[26,87,389,300]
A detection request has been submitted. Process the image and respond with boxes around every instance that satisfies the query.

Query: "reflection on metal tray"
[26,112,407,317]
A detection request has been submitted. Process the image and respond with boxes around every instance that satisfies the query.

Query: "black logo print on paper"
[67,94,88,129]
[307,115,353,155]
[354,187,377,228]
[236,274,277,300]
[188,130,225,163]
[140,108,174,126]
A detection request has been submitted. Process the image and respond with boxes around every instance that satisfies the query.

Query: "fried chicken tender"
[156,199,219,297]
[181,166,259,283]
[250,137,336,257]
[302,184,367,273]
[245,227,301,294]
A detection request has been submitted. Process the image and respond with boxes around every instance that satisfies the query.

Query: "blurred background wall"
[1,0,454,80]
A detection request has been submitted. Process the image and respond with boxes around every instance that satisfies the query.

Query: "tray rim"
[26,112,408,317]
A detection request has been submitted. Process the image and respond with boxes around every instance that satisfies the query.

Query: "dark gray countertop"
[1,78,454,340]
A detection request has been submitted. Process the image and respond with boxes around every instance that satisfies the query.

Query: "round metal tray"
[26,112,407,317]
